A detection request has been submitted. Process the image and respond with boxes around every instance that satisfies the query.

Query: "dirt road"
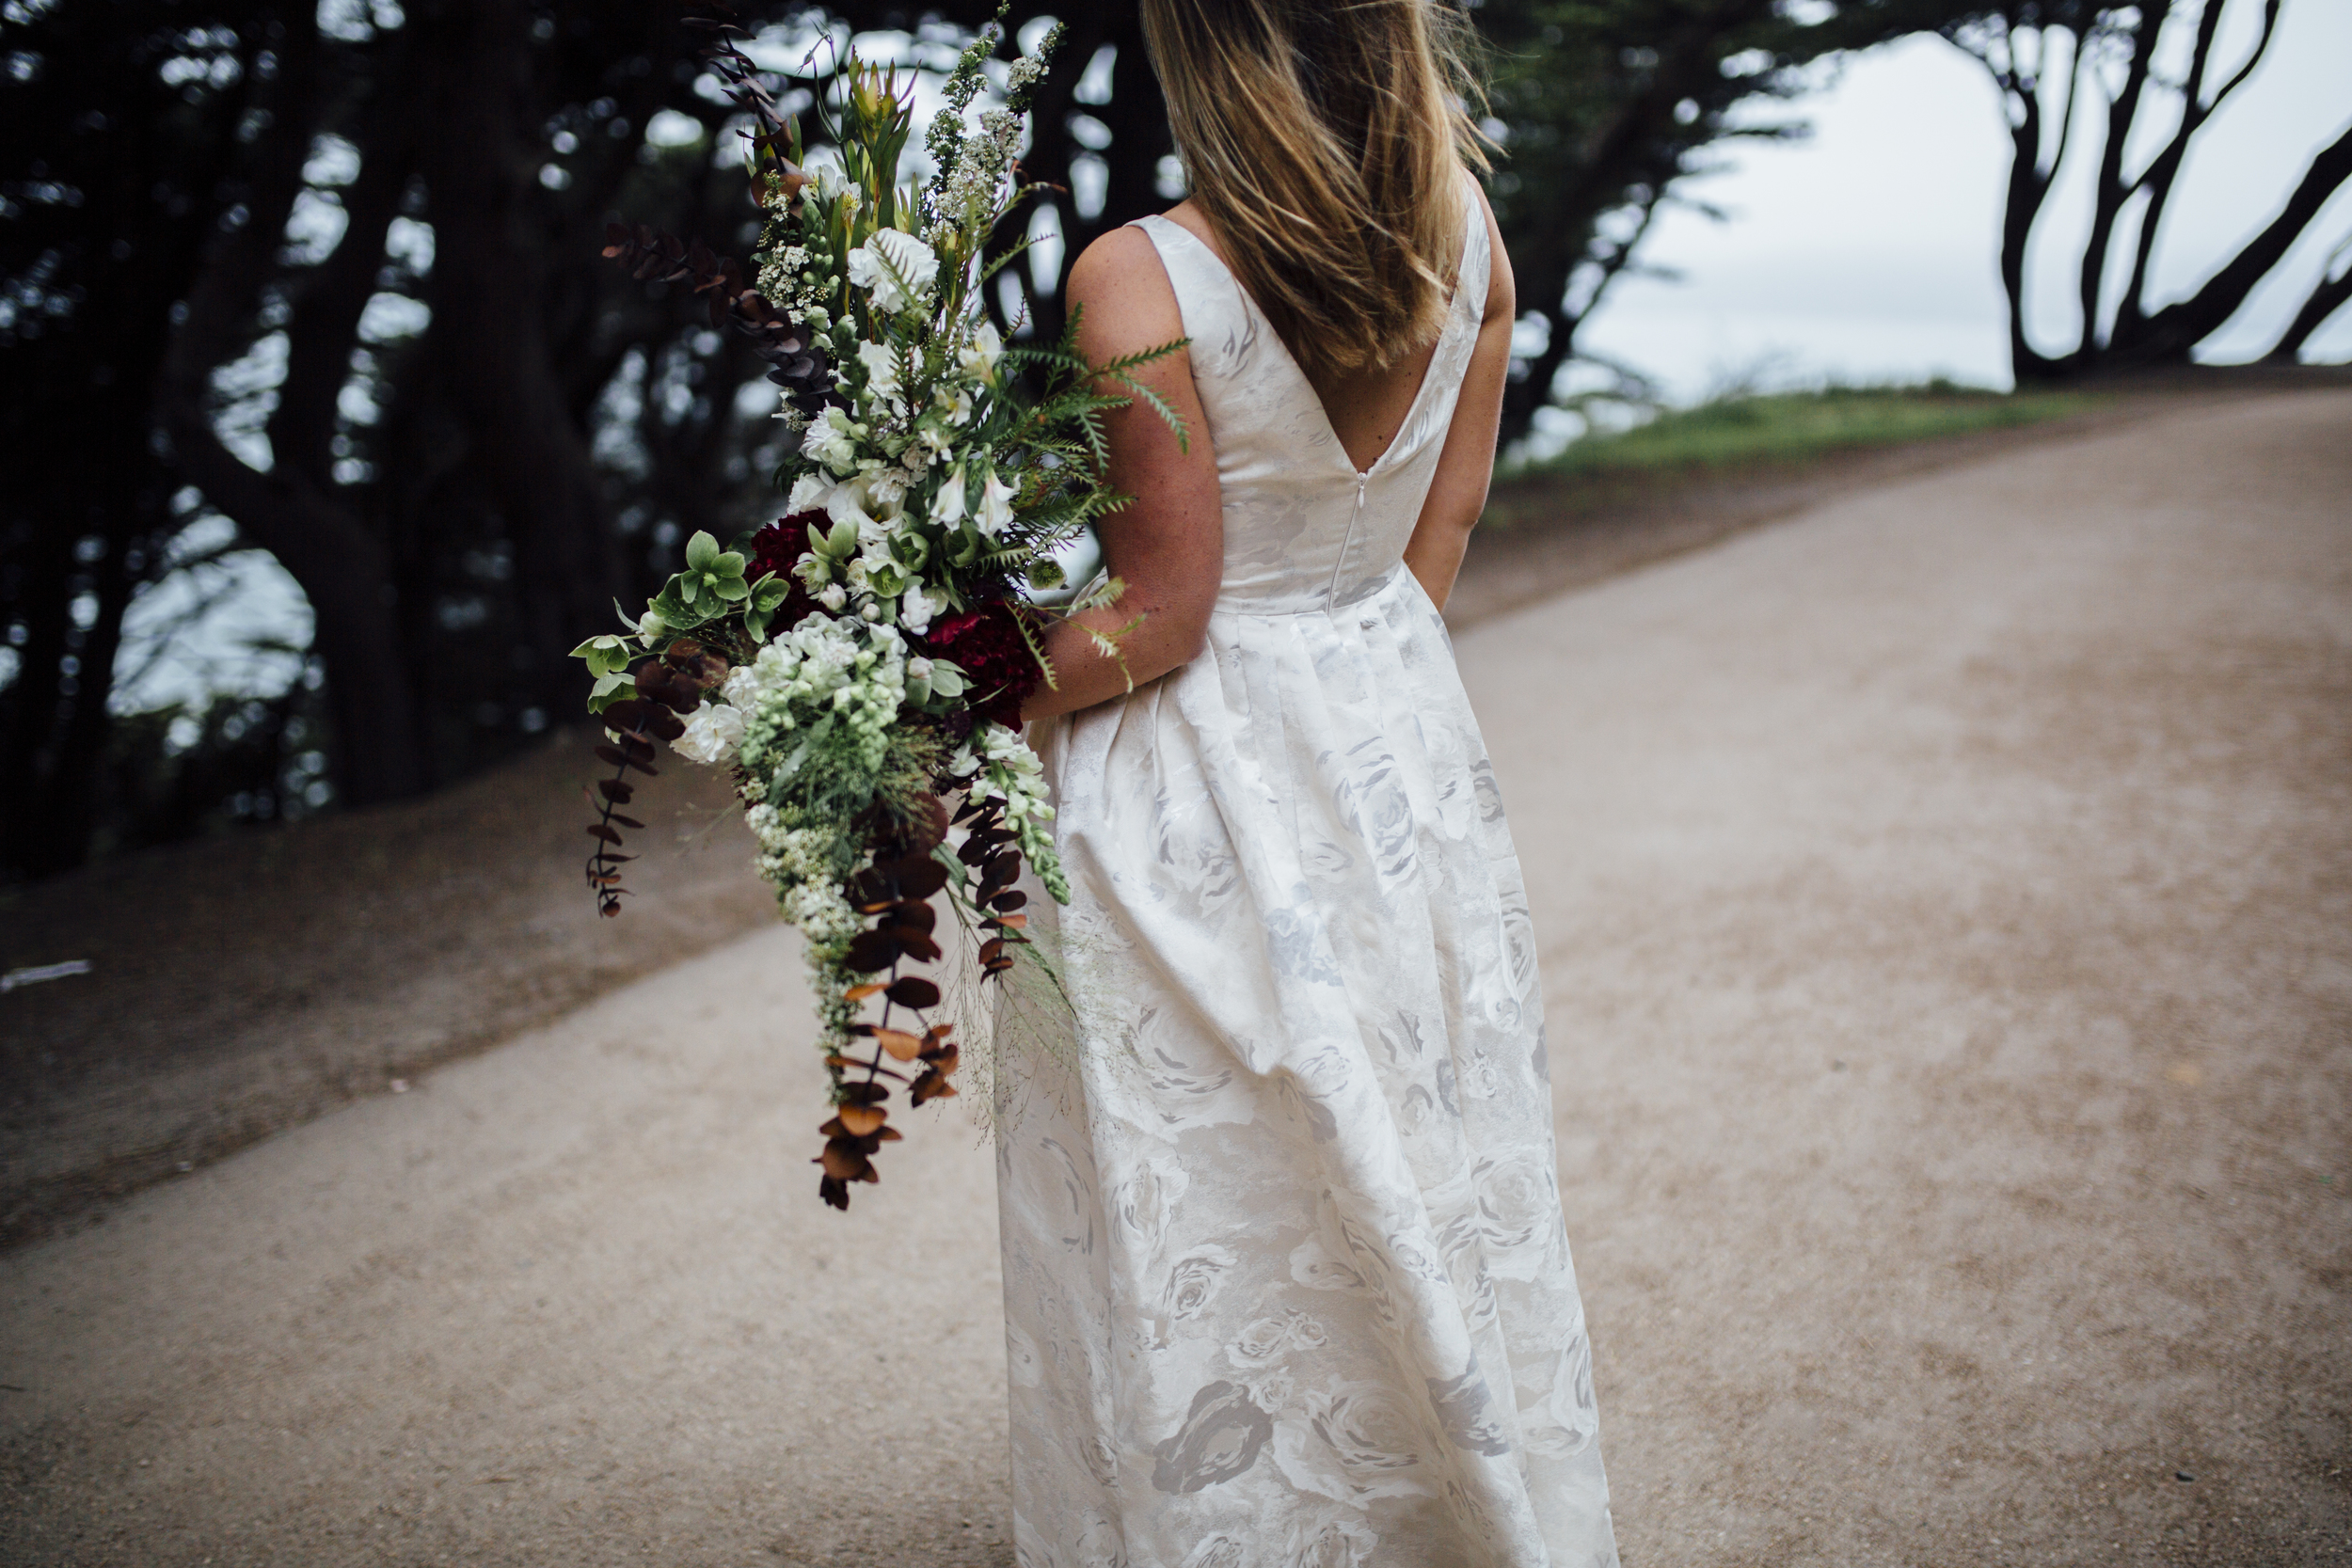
[3,390,2345,1566]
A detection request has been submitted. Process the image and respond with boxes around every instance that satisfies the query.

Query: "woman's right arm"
[1019,228,1224,723]
[1401,183,1514,612]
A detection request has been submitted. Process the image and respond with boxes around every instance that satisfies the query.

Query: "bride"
[993,0,1617,1561]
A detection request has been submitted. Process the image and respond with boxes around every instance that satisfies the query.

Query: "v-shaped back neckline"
[1137,200,1481,482]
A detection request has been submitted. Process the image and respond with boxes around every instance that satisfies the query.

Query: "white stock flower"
[846,229,939,315]
[720,662,764,710]
[976,466,1017,536]
[786,472,830,515]
[899,584,944,634]
[803,406,863,475]
[672,701,747,766]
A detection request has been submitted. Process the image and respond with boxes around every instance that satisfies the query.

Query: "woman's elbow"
[1136,587,1216,681]
[1164,604,1218,675]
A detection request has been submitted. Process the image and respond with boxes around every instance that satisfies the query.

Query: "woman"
[994,1,1617,1561]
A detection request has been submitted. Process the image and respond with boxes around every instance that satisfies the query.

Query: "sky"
[104,0,2352,719]
[1576,2,2352,407]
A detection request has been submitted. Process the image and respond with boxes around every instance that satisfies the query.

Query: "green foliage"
[1473,0,2003,442]
[1525,383,2097,476]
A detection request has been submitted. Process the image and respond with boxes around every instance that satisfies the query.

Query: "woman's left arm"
[1021,227,1225,722]
[1401,182,1516,612]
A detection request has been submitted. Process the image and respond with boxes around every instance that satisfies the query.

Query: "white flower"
[824,473,882,531]
[845,229,939,315]
[720,662,763,710]
[786,472,831,515]
[818,583,847,610]
[859,601,882,621]
[976,466,1017,536]
[907,656,932,680]
[958,320,1003,384]
[855,339,902,401]
[933,382,973,427]
[863,464,913,513]
[672,702,746,766]
[1006,51,1049,92]
[931,462,968,527]
[899,585,945,634]
[802,406,864,475]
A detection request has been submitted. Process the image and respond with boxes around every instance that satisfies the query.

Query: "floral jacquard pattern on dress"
[996,174,1618,1568]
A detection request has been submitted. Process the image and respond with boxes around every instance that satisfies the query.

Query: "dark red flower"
[748,510,828,584]
[918,601,1040,729]
[743,511,827,631]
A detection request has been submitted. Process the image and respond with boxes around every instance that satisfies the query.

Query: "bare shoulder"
[1466,177,1515,324]
[1066,226,1184,360]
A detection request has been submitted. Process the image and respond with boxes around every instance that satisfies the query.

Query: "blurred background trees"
[1944,0,2352,378]
[2,0,2343,881]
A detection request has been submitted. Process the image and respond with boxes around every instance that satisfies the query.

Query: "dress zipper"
[1327,469,1368,607]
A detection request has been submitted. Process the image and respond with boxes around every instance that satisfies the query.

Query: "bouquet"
[575,16,1184,1210]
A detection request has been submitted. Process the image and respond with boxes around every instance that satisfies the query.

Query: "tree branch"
[2116,0,2281,340]
[2263,244,2352,362]
[2127,120,2352,363]
[2077,10,2159,356]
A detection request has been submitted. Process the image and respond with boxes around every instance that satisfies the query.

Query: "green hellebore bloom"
[741,572,798,642]
[677,530,750,607]
[568,634,636,678]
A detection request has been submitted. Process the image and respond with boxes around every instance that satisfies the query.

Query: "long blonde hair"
[1139,0,1487,383]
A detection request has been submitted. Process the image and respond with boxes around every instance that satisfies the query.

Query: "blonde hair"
[1139,0,1489,382]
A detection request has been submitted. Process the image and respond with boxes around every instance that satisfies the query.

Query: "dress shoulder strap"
[1126,214,1265,389]
[1454,166,1491,332]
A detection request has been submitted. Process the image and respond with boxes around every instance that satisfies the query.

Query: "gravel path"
[3,390,2345,1566]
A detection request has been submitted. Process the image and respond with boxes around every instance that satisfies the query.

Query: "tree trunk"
[413,0,625,716]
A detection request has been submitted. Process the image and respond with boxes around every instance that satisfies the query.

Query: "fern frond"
[1106,371,1188,451]
[1061,571,1127,615]
[978,236,1041,288]
[1085,613,1146,693]
[1089,337,1189,378]
[1011,606,1058,689]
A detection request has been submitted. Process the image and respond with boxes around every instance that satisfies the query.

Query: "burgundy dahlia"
[748,510,828,584]
[920,602,1040,729]
[742,511,827,629]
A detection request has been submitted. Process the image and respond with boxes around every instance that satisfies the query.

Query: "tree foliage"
[4,0,812,880]
[1473,0,2001,442]
[0,0,2052,881]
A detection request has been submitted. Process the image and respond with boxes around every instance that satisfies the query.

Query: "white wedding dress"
[995,182,1617,1568]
